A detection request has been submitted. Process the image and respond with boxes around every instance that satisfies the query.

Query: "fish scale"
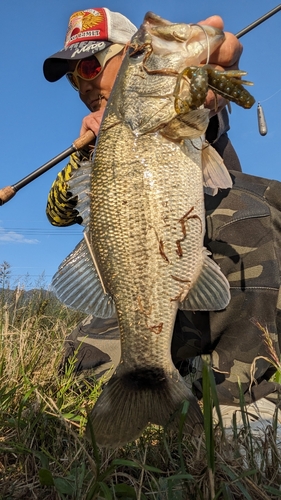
[52,11,254,447]
[91,122,203,359]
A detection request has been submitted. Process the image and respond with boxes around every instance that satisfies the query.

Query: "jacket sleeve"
[46,148,90,227]
[206,109,241,172]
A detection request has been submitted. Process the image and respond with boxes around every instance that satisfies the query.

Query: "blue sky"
[1,0,281,289]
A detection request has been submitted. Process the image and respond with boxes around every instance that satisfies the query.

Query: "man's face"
[68,52,124,112]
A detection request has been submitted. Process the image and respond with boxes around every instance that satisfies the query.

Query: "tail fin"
[87,366,203,448]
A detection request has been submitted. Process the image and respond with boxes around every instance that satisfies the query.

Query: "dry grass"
[1,284,281,499]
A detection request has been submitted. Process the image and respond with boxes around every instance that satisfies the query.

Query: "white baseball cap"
[43,7,137,82]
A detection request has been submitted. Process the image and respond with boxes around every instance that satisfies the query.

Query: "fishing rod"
[0,130,95,206]
[0,4,280,206]
[235,4,281,39]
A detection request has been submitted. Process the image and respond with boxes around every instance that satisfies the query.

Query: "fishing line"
[194,24,211,64]
[259,86,281,104]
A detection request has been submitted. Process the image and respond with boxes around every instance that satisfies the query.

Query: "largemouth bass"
[52,12,255,447]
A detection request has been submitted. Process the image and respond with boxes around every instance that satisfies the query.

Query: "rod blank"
[0,130,95,206]
[236,4,281,38]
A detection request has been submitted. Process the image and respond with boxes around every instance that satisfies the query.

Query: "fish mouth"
[184,24,225,64]
[132,12,225,66]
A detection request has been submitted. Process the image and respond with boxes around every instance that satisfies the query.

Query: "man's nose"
[77,77,93,94]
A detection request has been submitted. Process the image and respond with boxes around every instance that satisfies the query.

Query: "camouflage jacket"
[172,171,281,405]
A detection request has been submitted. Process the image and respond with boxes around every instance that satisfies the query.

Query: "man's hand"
[79,108,105,138]
[198,16,243,116]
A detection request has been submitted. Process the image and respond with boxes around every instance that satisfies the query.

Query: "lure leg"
[173,66,208,114]
[205,66,255,109]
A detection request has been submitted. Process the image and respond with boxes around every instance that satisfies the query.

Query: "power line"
[0,227,82,236]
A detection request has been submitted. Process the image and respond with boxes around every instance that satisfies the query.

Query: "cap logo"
[66,41,108,58]
[64,8,108,48]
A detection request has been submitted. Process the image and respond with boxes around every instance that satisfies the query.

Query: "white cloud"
[0,227,39,244]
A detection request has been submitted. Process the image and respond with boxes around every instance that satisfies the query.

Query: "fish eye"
[128,46,146,59]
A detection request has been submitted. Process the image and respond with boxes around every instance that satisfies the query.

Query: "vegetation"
[1,263,281,499]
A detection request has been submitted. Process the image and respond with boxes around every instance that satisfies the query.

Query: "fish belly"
[90,118,204,366]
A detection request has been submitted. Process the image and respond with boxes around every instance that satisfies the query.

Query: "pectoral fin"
[179,248,230,311]
[161,109,210,140]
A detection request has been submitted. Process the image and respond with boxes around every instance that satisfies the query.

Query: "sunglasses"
[66,55,103,91]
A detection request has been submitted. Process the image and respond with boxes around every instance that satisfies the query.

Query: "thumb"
[198,15,224,30]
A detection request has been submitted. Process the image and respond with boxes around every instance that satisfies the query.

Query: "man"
[44,8,281,424]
